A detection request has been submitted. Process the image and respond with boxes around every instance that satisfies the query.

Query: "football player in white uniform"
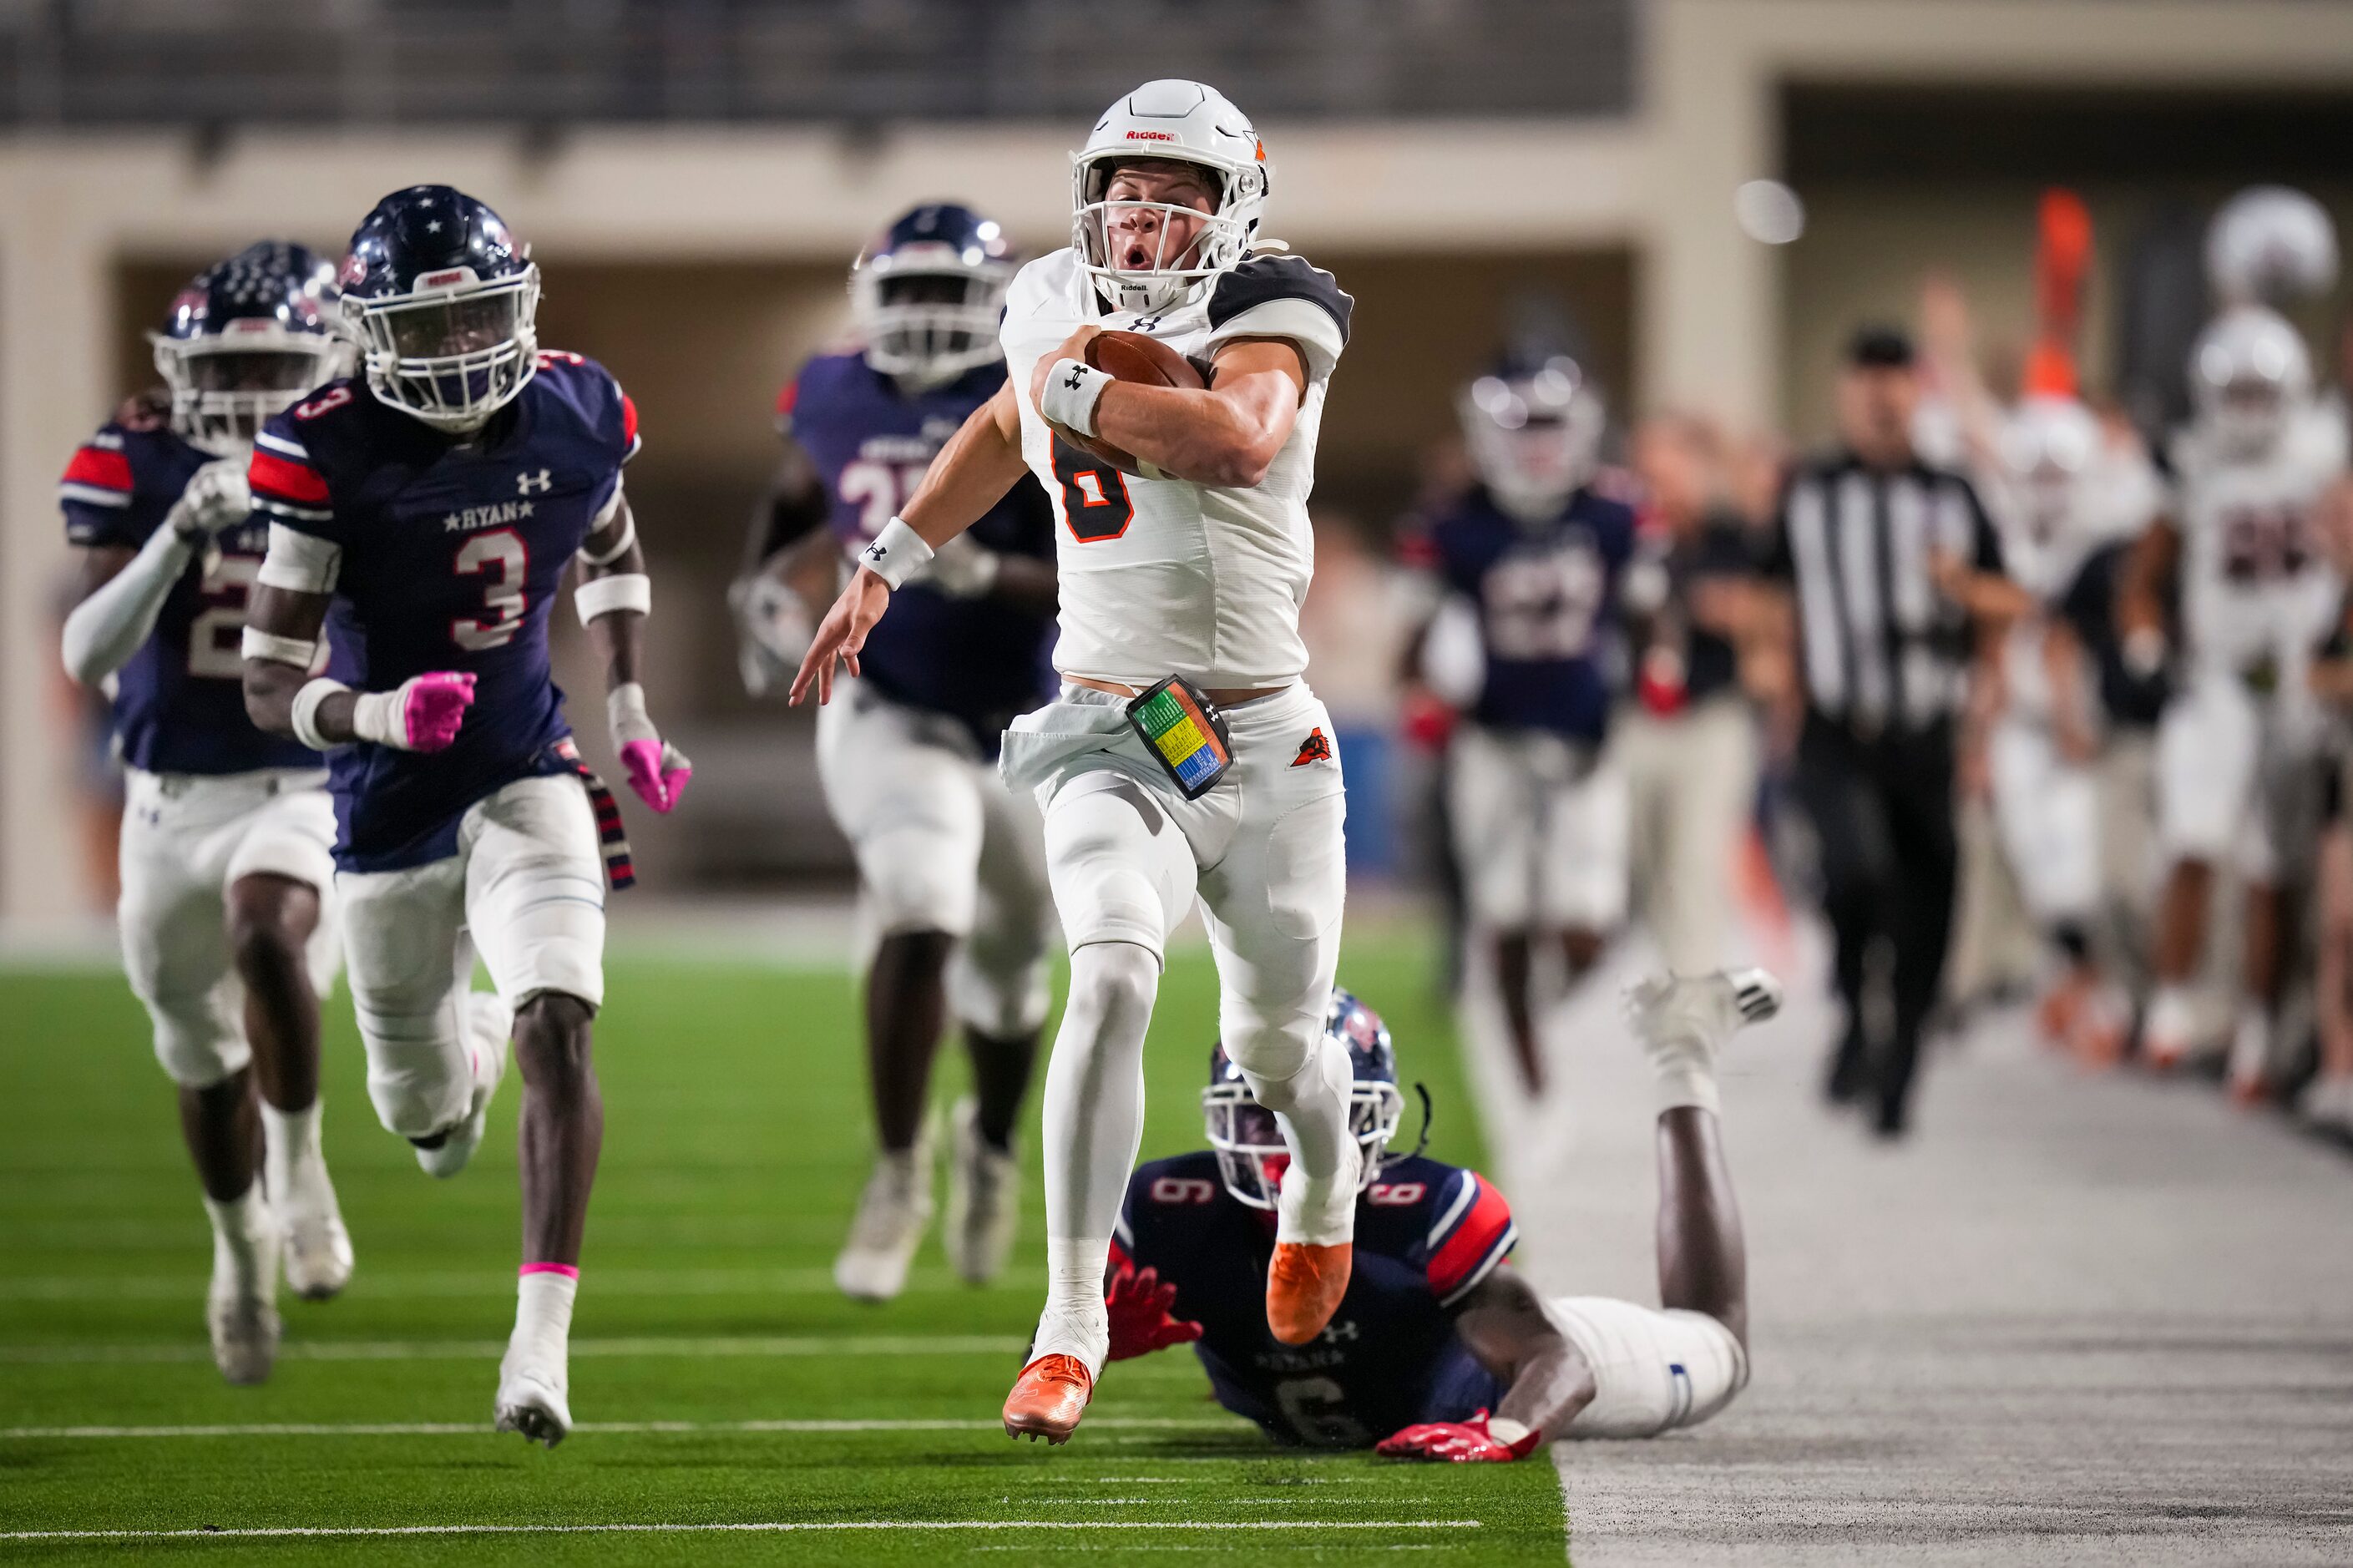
[2123,306,2348,1095]
[1984,392,2159,1061]
[794,79,1360,1444]
[58,243,354,1383]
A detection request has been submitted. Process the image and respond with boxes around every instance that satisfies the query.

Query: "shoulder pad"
[1405,1165,1518,1308]
[534,351,640,463]
[1207,255,1353,344]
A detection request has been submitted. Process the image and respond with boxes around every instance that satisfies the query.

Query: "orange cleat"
[1003,1353,1092,1444]
[1266,1241,1353,1345]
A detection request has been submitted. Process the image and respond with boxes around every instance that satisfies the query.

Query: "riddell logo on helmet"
[420,269,468,288]
[1126,130,1177,141]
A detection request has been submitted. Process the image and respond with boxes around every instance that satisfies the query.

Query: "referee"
[1765,326,2024,1137]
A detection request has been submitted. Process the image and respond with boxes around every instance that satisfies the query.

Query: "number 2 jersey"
[1113,1151,1518,1448]
[1404,485,1637,744]
[247,354,639,872]
[59,412,336,776]
[998,248,1353,691]
[782,352,1056,751]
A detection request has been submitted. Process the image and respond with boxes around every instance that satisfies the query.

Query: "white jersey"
[999,246,1353,690]
[2169,407,2347,686]
[1992,442,2161,724]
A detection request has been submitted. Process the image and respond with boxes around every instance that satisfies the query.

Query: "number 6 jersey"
[248,353,640,872]
[999,248,1352,692]
[60,405,339,776]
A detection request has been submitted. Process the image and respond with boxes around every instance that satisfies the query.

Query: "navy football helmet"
[850,202,1015,389]
[149,240,343,458]
[338,185,540,432]
[1203,989,1407,1211]
[1459,348,1606,524]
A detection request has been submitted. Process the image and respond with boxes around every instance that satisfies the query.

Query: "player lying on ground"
[792,80,1364,1444]
[241,185,690,1446]
[1103,974,1779,1454]
[58,241,355,1383]
[733,202,1059,1301]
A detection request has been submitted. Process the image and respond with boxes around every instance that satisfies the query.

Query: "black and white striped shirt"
[1765,451,2005,732]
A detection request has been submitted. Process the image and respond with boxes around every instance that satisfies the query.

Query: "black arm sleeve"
[741,438,828,578]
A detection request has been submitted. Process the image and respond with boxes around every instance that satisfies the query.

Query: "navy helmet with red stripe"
[1203,989,1406,1211]
[149,240,344,458]
[850,201,1016,390]
[337,185,541,433]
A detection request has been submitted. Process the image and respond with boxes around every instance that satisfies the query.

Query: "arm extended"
[1376,1268,1595,1462]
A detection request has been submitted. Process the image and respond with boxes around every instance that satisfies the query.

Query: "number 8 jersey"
[999,249,1352,692]
[60,406,340,776]
[248,353,640,873]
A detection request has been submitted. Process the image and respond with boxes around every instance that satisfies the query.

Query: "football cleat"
[412,993,513,1180]
[1002,1353,1092,1444]
[493,1356,573,1449]
[1625,968,1783,1057]
[835,1139,934,1302]
[278,1197,354,1302]
[944,1099,1018,1286]
[205,1220,282,1387]
[1266,1241,1353,1346]
[2298,1073,2353,1134]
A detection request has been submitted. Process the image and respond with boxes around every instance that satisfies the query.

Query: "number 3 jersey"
[59,413,337,776]
[1113,1151,1518,1449]
[1404,486,1637,744]
[248,354,640,872]
[999,248,1353,691]
[782,352,1056,751]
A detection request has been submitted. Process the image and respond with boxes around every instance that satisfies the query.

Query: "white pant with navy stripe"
[1546,1295,1748,1438]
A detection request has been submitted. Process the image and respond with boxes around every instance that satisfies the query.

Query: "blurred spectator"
[1300,511,1409,877]
[1618,412,1767,975]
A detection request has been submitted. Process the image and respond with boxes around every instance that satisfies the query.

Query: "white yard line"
[0,1520,1483,1541]
[0,1267,959,1302]
[0,1333,1024,1365]
[0,1416,1250,1440]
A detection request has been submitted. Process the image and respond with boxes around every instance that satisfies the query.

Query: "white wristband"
[291,677,352,751]
[242,626,318,669]
[858,516,934,589]
[575,571,650,625]
[1039,357,1111,438]
[349,687,412,750]
[607,680,658,747]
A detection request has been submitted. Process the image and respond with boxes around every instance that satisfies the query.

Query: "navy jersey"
[1408,486,1637,743]
[1114,1151,1518,1449]
[249,354,638,872]
[783,353,1055,752]
[60,414,330,776]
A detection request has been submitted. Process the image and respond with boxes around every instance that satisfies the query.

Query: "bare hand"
[788,569,893,706]
[1029,324,1105,413]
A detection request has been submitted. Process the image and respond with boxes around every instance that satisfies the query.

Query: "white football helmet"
[2190,305,2313,458]
[1999,394,2103,545]
[2207,186,2339,306]
[1071,79,1269,315]
[1458,353,1606,524]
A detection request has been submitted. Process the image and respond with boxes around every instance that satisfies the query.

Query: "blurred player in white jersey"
[2124,305,2347,1096]
[58,243,353,1383]
[795,79,1361,1444]
[734,204,1060,1300]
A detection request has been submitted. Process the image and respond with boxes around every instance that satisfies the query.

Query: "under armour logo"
[1320,1319,1359,1344]
[1133,316,1161,332]
[516,468,552,495]
[1062,367,1086,392]
[863,542,887,562]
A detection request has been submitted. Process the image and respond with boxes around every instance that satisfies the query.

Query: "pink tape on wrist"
[519,1262,579,1279]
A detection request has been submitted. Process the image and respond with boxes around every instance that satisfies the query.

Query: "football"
[1055,329,1208,476]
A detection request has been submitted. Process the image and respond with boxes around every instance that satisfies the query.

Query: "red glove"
[1103,1265,1203,1363]
[1375,1409,1540,1463]
[1399,687,1456,752]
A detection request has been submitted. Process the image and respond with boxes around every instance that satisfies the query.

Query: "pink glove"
[352,672,475,752]
[620,738,692,814]
[1374,1409,1540,1464]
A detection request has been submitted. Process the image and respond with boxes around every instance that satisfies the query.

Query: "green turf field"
[0,928,1568,1564]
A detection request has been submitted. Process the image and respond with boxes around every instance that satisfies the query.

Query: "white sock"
[261,1100,321,1205]
[2148,984,2194,1046]
[508,1268,577,1386]
[1645,1025,1722,1119]
[203,1187,271,1300]
[1040,942,1156,1260]
[1247,1038,1358,1244]
[1035,1237,1111,1375]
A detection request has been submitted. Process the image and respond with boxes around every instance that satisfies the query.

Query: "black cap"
[1845,324,1915,369]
